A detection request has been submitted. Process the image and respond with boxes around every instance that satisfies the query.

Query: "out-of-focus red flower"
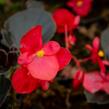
[85,37,105,76]
[67,0,92,17]
[73,70,84,90]
[18,25,72,81]
[12,67,49,94]
[83,37,109,94]
[83,71,109,94]
[52,8,80,33]
[66,34,76,49]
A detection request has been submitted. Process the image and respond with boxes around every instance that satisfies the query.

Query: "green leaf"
[2,1,56,48]
[0,0,5,5]
[0,75,10,107]
[84,91,109,104]
[101,27,109,58]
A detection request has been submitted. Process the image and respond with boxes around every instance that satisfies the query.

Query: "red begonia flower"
[83,72,109,94]
[52,8,80,33]
[73,70,84,90]
[20,26,42,55]
[18,25,72,80]
[67,0,92,17]
[85,37,105,76]
[12,67,49,94]
[56,47,72,70]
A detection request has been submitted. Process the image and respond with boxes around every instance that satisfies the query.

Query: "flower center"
[76,0,83,7]
[98,50,104,57]
[36,50,45,58]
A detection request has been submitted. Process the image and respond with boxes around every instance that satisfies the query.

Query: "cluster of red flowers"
[52,8,79,48]
[51,0,109,95]
[73,37,109,94]
[52,0,92,49]
[11,0,109,95]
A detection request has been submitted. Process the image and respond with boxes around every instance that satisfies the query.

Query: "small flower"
[81,37,109,94]
[67,0,92,17]
[66,34,76,49]
[85,37,105,75]
[52,8,80,33]
[83,71,109,94]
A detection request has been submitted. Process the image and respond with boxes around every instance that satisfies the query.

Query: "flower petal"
[73,70,84,90]
[11,67,39,94]
[73,16,80,26]
[103,82,109,94]
[56,47,72,70]
[68,34,76,45]
[27,56,59,80]
[103,74,109,94]
[67,0,75,7]
[97,57,106,77]
[18,52,34,65]
[102,60,109,66]
[83,72,103,93]
[20,25,42,54]
[40,80,49,91]
[43,41,60,55]
[92,37,100,51]
[85,44,92,51]
[67,0,92,17]
[53,8,76,33]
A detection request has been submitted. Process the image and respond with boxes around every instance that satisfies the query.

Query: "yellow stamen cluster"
[36,50,45,58]
[98,50,104,57]
[76,1,83,7]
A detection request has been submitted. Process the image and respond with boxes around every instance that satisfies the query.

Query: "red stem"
[64,24,68,48]
[71,55,81,68]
